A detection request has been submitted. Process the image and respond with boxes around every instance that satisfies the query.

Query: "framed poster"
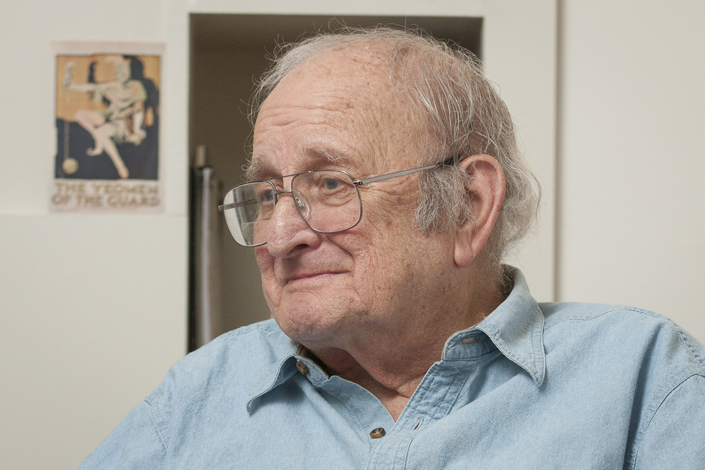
[52,42,164,212]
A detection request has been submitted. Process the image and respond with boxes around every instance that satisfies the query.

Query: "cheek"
[347,224,415,291]
[347,193,421,267]
[253,246,270,272]
[254,248,277,293]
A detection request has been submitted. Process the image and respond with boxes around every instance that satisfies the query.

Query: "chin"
[265,273,358,331]
[270,295,348,344]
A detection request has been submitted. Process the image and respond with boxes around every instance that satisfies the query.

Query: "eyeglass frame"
[218,155,458,247]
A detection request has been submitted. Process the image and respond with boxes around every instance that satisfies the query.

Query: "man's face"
[251,46,458,351]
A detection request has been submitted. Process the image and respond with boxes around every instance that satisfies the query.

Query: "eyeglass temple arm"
[354,157,457,186]
[218,198,258,212]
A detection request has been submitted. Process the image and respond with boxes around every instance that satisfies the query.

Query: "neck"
[304,270,506,421]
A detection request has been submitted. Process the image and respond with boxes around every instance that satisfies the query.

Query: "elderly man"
[81,28,705,468]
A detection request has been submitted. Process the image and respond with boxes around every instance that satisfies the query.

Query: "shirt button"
[296,361,309,376]
[370,428,386,439]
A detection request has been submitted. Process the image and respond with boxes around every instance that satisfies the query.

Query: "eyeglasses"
[219,159,454,247]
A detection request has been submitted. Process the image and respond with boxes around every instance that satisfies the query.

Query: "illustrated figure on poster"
[63,55,147,179]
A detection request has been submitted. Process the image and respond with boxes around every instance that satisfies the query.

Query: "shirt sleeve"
[633,374,705,469]
[78,399,167,469]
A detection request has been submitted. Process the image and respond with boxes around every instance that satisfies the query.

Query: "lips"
[273,251,351,288]
[285,271,343,285]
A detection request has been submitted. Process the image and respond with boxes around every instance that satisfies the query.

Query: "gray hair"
[249,27,540,267]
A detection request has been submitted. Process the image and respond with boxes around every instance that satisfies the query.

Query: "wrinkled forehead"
[271,42,394,104]
[251,43,427,177]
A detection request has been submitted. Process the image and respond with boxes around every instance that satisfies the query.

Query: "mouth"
[284,271,343,286]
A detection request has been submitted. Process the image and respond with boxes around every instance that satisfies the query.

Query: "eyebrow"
[246,158,265,181]
[306,147,355,168]
[248,146,357,181]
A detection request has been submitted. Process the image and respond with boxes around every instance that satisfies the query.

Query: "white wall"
[558,0,705,342]
[0,1,189,469]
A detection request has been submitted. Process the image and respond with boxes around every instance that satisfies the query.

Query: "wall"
[0,1,189,469]
[558,0,705,341]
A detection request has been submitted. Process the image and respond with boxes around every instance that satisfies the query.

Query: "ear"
[453,154,506,268]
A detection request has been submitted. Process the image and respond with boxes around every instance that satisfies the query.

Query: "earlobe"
[453,154,506,268]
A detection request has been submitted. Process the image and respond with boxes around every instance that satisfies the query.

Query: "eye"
[313,173,348,193]
[255,184,275,204]
[323,178,341,191]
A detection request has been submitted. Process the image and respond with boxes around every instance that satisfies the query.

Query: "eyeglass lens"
[221,170,363,246]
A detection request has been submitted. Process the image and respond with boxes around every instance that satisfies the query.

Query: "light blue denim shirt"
[80,269,705,469]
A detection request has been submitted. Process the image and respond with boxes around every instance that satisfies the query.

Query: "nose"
[265,191,320,258]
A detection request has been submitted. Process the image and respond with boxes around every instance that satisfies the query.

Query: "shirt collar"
[246,341,299,413]
[444,266,546,386]
[247,266,546,412]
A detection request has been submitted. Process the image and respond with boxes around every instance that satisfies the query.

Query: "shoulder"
[541,301,676,329]
[183,319,293,369]
[79,321,294,467]
[538,302,705,467]
[538,302,705,412]
[146,319,294,407]
[631,374,705,469]
[136,320,295,452]
[540,302,705,375]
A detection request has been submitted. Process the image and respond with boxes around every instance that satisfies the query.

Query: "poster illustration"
[52,42,164,212]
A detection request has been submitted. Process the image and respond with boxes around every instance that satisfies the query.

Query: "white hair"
[249,27,540,269]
